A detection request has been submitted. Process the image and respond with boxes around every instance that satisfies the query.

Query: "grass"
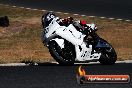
[0,5,132,63]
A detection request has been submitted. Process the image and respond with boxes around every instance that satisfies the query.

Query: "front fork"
[84,31,100,53]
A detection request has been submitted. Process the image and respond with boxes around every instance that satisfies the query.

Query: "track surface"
[0,0,132,20]
[0,63,132,88]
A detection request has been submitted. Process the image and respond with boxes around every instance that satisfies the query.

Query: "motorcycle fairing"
[54,24,101,61]
[43,17,101,61]
[95,40,110,48]
[45,17,60,38]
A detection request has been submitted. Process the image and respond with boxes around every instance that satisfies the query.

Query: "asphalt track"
[0,63,132,88]
[0,0,132,20]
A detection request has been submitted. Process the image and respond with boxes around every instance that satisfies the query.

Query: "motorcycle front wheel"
[48,40,75,65]
[98,39,117,65]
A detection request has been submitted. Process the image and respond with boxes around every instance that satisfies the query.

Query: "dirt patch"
[0,49,53,63]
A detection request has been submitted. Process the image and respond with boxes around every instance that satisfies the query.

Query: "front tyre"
[48,40,75,65]
[98,39,117,65]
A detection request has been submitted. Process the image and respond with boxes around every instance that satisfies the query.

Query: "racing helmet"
[42,12,56,28]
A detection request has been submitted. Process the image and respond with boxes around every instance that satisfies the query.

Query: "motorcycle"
[41,12,117,65]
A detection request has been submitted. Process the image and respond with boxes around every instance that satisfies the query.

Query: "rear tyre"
[48,40,75,65]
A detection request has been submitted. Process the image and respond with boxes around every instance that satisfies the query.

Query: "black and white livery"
[41,12,117,65]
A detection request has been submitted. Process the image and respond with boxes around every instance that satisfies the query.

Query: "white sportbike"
[41,12,117,65]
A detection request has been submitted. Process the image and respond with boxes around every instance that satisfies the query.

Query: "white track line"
[64,13,69,14]
[0,60,132,66]
[49,11,53,12]
[100,17,106,19]
[56,12,62,13]
[50,60,132,65]
[32,9,38,11]
[88,16,96,18]
[41,9,46,12]
[109,18,115,20]
[125,20,131,22]
[0,63,28,66]
[124,60,132,63]
[26,8,31,10]
[0,4,131,22]
[73,14,79,16]
[12,6,16,8]
[81,15,86,17]
[117,19,123,21]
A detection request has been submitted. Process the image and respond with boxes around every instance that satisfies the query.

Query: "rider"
[42,12,95,35]
[60,17,90,35]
